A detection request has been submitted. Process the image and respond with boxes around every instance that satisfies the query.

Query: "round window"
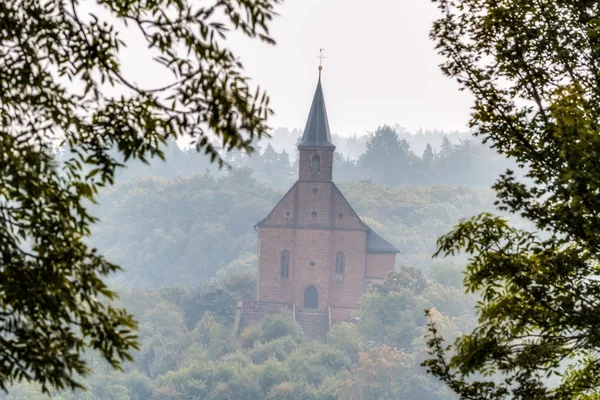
[312,188,318,193]
[338,213,343,218]
[309,261,316,267]
[311,211,317,217]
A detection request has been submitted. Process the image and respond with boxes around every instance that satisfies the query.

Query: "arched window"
[311,154,321,173]
[281,250,290,279]
[335,252,344,280]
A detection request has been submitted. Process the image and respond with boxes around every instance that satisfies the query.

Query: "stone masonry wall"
[292,228,332,309]
[366,253,396,279]
[258,227,297,303]
[329,306,358,325]
[294,310,330,340]
[331,185,367,231]
[261,185,298,227]
[296,181,333,228]
[328,230,368,309]
[298,148,334,182]
[233,300,294,337]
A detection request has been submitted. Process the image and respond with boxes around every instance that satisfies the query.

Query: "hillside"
[89,172,514,288]
[1,268,475,400]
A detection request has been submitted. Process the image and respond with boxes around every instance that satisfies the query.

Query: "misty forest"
[4,128,502,400]
[2,0,600,399]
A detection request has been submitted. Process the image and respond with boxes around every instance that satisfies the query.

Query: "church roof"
[297,74,336,149]
[366,230,400,254]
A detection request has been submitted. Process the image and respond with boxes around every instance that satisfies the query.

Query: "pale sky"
[112,0,473,137]
[230,0,473,136]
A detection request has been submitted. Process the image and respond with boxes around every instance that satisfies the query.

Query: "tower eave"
[297,143,336,150]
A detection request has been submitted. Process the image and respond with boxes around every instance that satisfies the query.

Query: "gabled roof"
[255,182,400,254]
[366,230,400,254]
[297,75,336,149]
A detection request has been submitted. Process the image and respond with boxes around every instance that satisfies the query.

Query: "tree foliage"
[0,0,279,391]
[0,269,475,399]
[423,0,600,398]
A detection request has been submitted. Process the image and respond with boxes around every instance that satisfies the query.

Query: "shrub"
[239,323,263,349]
[248,336,298,364]
[260,311,304,343]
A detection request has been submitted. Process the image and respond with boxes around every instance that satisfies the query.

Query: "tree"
[427,260,466,289]
[438,136,454,159]
[422,143,435,167]
[262,143,278,180]
[336,345,416,400]
[372,268,428,296]
[358,282,425,351]
[423,0,600,399]
[0,0,279,392]
[359,125,415,185]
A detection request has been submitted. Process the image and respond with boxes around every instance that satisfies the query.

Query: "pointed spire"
[298,72,336,149]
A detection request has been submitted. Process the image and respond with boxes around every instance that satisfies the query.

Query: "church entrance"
[304,286,318,309]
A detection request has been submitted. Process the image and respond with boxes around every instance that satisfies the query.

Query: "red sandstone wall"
[330,306,357,325]
[257,227,297,303]
[292,228,332,309]
[328,230,368,309]
[298,149,334,182]
[366,253,396,279]
[259,227,369,312]
[331,185,367,231]
[261,184,298,227]
[296,182,333,228]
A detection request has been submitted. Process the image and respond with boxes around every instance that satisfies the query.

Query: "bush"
[326,323,363,361]
[239,323,263,349]
[248,336,298,364]
[260,311,304,343]
[226,351,252,367]
[257,357,292,392]
[266,382,296,400]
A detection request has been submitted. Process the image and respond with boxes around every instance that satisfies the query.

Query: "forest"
[63,125,525,191]
[88,172,513,287]
[0,128,507,399]
[3,267,477,400]
[4,0,599,397]
[56,125,528,289]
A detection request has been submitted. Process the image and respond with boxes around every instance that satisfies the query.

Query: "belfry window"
[311,154,321,173]
[335,252,344,280]
[281,250,290,279]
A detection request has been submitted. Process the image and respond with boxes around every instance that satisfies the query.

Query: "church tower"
[297,71,335,183]
[238,65,399,336]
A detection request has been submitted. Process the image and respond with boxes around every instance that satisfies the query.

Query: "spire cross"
[318,48,325,67]
[317,48,325,78]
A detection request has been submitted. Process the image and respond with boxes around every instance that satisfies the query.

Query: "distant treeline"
[55,125,524,190]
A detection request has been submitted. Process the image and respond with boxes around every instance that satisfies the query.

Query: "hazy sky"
[232,0,474,136]
[113,0,474,137]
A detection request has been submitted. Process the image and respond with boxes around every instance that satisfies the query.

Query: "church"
[235,68,398,338]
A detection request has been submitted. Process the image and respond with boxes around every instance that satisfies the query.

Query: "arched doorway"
[304,286,318,309]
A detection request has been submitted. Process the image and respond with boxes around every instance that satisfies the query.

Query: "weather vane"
[317,48,325,72]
